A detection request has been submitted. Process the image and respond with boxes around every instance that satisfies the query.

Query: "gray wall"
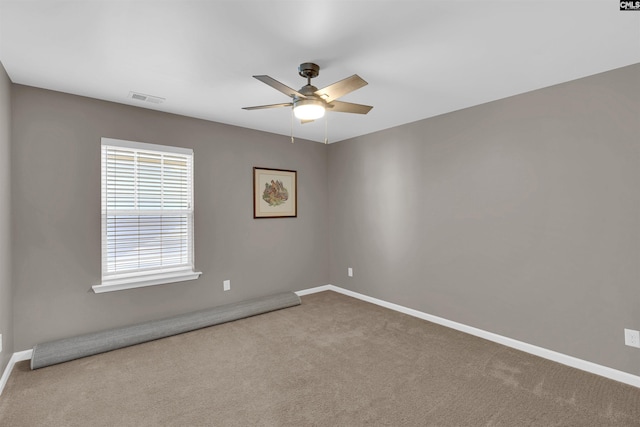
[328,64,640,376]
[11,85,329,350]
[0,62,13,372]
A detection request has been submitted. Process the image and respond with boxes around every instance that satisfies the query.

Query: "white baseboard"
[297,284,640,389]
[295,285,333,296]
[0,349,33,396]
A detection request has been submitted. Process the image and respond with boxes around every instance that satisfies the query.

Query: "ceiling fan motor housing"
[296,81,324,106]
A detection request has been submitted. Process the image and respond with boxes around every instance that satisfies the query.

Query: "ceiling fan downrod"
[298,62,320,86]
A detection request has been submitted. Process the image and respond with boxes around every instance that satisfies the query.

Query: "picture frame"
[253,167,297,218]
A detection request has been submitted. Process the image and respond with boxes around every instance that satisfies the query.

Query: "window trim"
[92,268,201,293]
[94,138,201,294]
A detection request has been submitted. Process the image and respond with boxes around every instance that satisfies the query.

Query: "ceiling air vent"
[128,91,165,104]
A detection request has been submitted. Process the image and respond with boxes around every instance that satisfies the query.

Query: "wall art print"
[253,167,297,218]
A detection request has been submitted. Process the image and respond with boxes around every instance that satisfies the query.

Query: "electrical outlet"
[624,329,640,348]
[348,267,353,277]
[223,280,230,291]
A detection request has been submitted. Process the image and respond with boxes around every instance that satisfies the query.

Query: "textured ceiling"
[1,1,638,143]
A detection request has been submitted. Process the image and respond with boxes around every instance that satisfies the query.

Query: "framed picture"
[253,167,297,218]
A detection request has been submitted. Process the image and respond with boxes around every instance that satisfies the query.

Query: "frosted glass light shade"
[293,99,325,120]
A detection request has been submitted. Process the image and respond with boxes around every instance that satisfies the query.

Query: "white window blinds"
[101,138,196,283]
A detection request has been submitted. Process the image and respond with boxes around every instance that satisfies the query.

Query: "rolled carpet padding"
[31,291,301,369]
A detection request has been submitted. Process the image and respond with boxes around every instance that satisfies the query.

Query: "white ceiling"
[1,1,638,143]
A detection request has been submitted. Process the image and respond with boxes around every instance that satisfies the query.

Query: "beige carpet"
[1,291,639,426]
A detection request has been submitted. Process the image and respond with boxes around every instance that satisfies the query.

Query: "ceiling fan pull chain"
[324,112,329,144]
[290,108,295,143]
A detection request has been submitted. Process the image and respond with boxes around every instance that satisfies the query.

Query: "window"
[93,138,201,293]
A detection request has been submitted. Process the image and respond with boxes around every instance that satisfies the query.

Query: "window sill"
[93,270,202,293]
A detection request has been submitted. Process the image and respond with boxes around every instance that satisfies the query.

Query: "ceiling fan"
[243,62,373,123]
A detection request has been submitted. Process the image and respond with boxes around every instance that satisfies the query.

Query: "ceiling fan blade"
[328,101,373,114]
[253,75,306,99]
[300,119,315,124]
[315,74,368,103]
[242,102,293,110]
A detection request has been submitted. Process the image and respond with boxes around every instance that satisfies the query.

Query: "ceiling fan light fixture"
[293,98,325,120]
